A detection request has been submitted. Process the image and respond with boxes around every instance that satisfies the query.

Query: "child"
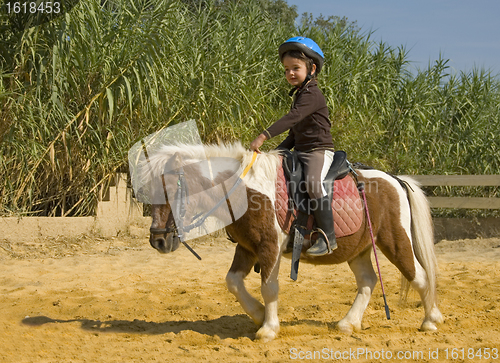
[250,36,336,257]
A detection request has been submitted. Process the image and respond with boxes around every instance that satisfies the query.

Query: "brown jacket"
[263,80,334,152]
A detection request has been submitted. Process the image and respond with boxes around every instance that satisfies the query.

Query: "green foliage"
[0,0,499,216]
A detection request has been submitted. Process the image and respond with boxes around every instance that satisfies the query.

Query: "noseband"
[149,217,176,236]
[150,216,202,260]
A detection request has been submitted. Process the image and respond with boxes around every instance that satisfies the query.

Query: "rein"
[151,151,258,260]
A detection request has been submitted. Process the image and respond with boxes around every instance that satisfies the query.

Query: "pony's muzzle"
[150,235,171,253]
[149,233,180,254]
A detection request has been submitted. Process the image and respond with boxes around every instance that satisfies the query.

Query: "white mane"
[145,142,281,201]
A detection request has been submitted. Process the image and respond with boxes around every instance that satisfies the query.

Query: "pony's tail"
[398,177,438,307]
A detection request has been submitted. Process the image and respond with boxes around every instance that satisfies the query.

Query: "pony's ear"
[172,152,182,169]
[163,152,183,174]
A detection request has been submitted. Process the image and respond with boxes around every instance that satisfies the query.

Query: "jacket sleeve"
[263,88,321,139]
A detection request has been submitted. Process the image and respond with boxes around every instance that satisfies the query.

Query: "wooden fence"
[402,175,500,209]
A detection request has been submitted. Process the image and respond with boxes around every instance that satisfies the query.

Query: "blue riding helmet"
[278,36,324,73]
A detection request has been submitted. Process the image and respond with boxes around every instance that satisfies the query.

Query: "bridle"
[148,151,258,261]
[149,212,177,237]
[149,167,202,260]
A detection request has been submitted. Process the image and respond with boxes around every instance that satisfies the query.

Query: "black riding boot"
[306,196,337,256]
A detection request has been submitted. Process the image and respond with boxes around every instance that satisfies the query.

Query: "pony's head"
[146,146,221,254]
[147,151,185,254]
[144,142,266,254]
[149,202,180,254]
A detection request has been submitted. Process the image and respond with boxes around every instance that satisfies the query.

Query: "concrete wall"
[0,174,151,243]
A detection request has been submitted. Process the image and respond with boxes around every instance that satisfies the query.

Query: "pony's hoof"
[337,320,360,335]
[255,326,279,343]
[420,308,443,331]
[420,321,438,331]
[430,308,444,324]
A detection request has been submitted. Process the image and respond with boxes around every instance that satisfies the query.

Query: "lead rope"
[241,151,258,178]
[358,181,391,320]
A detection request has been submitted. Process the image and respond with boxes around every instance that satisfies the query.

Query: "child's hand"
[249,134,267,153]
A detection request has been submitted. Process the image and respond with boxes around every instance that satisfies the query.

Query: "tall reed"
[1,0,499,217]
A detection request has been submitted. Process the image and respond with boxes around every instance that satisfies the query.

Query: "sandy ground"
[1,234,499,363]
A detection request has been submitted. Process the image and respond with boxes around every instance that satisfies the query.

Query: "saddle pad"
[275,157,363,237]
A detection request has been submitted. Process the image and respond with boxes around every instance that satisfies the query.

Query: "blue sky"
[286,0,500,75]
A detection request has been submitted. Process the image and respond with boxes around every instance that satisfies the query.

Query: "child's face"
[282,55,315,87]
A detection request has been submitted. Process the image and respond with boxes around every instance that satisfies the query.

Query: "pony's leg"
[255,255,281,342]
[337,248,377,334]
[409,257,444,331]
[226,245,265,326]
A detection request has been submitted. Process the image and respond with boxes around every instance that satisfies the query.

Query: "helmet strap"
[288,73,313,97]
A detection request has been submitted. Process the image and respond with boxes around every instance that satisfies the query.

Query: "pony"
[145,142,443,342]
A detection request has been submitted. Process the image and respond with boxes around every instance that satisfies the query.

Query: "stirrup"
[306,228,337,256]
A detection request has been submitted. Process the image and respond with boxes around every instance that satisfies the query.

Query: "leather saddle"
[281,150,351,215]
